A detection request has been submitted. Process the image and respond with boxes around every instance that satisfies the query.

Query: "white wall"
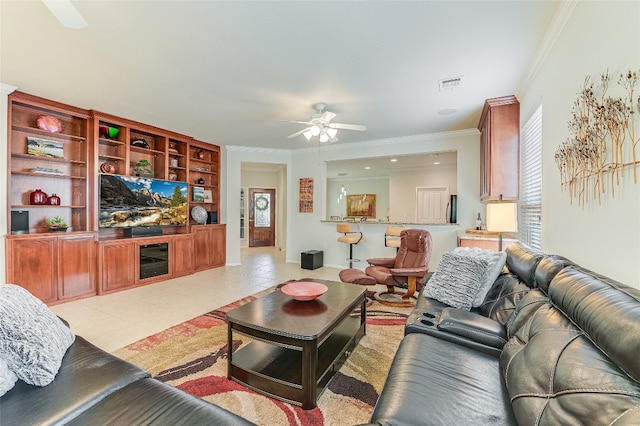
[327,177,389,220]
[389,164,457,223]
[519,1,640,288]
[225,146,291,265]
[241,166,287,248]
[287,131,480,271]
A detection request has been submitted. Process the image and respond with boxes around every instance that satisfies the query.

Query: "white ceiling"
[1,1,561,150]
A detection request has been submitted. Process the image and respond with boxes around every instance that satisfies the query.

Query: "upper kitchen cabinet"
[478,96,520,201]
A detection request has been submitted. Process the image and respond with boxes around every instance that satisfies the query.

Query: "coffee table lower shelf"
[229,315,364,409]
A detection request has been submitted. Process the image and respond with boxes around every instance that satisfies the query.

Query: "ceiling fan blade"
[283,120,313,125]
[320,111,336,123]
[329,123,367,131]
[287,127,311,139]
[42,0,88,29]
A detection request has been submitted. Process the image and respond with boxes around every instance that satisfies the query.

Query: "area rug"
[113,284,409,426]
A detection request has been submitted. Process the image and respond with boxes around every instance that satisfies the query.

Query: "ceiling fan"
[42,0,87,29]
[286,103,366,143]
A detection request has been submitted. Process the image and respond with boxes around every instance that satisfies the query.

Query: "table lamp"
[486,196,518,251]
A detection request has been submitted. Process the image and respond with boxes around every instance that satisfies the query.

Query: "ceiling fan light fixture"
[327,127,338,138]
[319,133,329,143]
[303,130,313,140]
[310,125,321,137]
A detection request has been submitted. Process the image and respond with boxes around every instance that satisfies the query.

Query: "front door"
[249,188,276,247]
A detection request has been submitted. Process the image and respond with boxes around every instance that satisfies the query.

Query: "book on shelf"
[193,186,205,202]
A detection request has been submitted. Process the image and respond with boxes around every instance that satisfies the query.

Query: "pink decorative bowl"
[37,115,63,133]
[281,281,328,301]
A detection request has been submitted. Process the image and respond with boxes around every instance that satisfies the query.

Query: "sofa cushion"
[0,284,75,386]
[478,271,532,325]
[504,242,544,287]
[0,357,18,397]
[534,255,572,293]
[423,252,487,310]
[66,378,255,426]
[453,247,507,307]
[500,268,640,425]
[370,333,516,426]
[0,336,150,426]
[550,266,640,383]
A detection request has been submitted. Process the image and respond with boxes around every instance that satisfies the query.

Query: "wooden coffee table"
[226,280,366,409]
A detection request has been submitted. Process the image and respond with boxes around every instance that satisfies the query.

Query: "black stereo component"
[11,211,29,234]
[124,226,163,238]
[207,211,218,224]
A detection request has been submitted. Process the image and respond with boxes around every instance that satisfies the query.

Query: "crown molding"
[516,0,578,97]
[224,145,292,155]
[1,83,17,96]
[292,128,479,154]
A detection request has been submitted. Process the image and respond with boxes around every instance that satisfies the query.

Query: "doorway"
[248,188,276,247]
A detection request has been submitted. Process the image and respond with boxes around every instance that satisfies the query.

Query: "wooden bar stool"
[384,226,406,250]
[337,223,365,268]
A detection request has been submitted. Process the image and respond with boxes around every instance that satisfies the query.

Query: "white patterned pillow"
[453,247,507,307]
[423,252,488,310]
[0,357,18,397]
[0,284,75,386]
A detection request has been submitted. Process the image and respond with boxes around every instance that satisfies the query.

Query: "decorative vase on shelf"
[196,150,205,160]
[47,194,61,205]
[30,189,48,205]
[49,226,68,233]
[196,177,205,185]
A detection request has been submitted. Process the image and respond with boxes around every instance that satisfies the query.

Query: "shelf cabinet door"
[172,234,194,277]
[193,225,226,270]
[99,241,136,293]
[211,225,226,267]
[478,96,520,201]
[58,234,96,299]
[193,226,213,272]
[7,237,58,303]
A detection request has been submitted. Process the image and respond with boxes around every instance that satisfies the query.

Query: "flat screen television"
[99,175,188,228]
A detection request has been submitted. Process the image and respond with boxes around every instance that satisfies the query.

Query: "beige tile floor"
[51,247,343,353]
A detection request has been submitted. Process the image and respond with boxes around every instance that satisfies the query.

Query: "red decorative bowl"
[37,115,63,133]
[281,281,328,301]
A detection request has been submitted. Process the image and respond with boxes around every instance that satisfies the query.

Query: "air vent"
[439,76,464,91]
[337,172,348,177]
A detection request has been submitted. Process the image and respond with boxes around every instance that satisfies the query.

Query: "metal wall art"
[555,68,640,207]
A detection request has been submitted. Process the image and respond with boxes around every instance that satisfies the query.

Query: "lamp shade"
[486,202,518,233]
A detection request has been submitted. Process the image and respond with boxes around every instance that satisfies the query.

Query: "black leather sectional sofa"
[0,331,254,425]
[366,242,640,425]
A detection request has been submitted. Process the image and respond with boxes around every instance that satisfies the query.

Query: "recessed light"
[433,161,441,165]
[390,158,398,162]
[438,107,458,115]
[364,166,371,170]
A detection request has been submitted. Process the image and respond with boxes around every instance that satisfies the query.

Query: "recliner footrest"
[339,268,377,285]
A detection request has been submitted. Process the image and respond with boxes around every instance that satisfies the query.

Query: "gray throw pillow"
[453,247,507,307]
[0,357,18,396]
[423,252,488,310]
[0,284,75,386]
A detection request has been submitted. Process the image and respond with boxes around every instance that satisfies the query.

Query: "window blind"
[519,105,543,250]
